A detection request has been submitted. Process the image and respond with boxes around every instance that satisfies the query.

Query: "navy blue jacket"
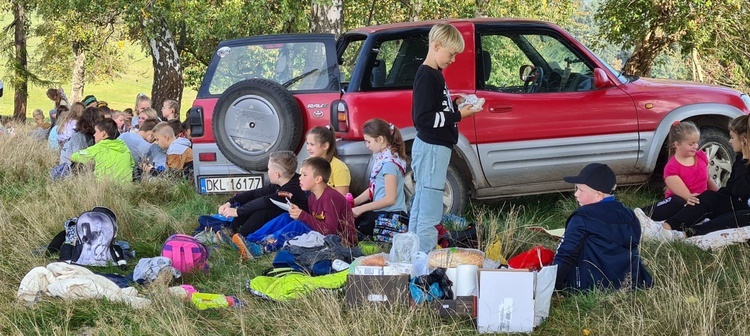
[552,197,653,291]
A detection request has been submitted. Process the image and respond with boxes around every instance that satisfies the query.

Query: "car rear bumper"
[192,143,271,193]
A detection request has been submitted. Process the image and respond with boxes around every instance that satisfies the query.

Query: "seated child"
[33,108,52,133]
[148,121,193,176]
[118,118,159,165]
[553,163,652,291]
[239,157,357,258]
[640,121,717,220]
[291,157,357,245]
[305,126,351,195]
[218,150,309,241]
[70,119,134,184]
[352,118,408,237]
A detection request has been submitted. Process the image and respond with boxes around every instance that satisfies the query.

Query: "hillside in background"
[0,14,197,119]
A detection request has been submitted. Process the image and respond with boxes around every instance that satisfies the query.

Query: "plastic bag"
[389,232,419,264]
[411,251,429,277]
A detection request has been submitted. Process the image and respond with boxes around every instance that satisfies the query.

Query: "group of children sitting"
[553,115,750,292]
[214,119,411,259]
[36,92,194,182]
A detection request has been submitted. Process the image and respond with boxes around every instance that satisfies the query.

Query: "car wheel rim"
[404,171,454,215]
[702,142,732,186]
[223,94,280,156]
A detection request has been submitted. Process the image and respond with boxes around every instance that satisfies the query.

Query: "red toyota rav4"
[187,18,750,215]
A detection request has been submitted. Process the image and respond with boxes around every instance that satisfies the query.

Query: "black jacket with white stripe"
[411,64,462,148]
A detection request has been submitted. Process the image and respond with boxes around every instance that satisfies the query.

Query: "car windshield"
[581,45,630,83]
[208,41,333,95]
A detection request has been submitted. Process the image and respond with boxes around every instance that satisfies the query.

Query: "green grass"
[0,14,196,119]
[2,126,750,335]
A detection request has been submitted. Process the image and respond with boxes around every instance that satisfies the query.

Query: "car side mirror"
[593,68,613,89]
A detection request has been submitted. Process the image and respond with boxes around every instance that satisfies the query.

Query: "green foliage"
[596,0,750,91]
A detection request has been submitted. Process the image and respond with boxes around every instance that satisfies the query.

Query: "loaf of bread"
[428,248,485,268]
[359,254,387,267]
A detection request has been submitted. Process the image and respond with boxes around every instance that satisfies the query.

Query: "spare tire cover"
[212,78,303,171]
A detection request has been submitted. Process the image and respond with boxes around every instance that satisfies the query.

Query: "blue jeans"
[409,137,451,252]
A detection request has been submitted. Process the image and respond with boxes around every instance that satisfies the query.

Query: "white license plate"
[199,176,263,194]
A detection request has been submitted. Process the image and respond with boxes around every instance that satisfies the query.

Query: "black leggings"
[687,210,750,237]
[641,196,687,221]
[231,208,284,237]
[666,190,749,232]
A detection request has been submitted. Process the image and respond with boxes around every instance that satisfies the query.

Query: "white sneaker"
[634,208,667,241]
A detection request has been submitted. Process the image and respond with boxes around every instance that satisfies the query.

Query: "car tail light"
[198,152,216,162]
[188,106,204,137]
[331,100,349,132]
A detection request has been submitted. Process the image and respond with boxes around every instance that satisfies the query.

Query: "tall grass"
[2,127,750,335]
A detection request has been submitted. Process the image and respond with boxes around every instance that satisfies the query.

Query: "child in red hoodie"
[289,157,357,246]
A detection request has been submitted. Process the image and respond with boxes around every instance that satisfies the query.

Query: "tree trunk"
[13,0,28,121]
[147,21,183,119]
[70,41,86,103]
[621,25,677,77]
[309,0,343,36]
[475,0,489,17]
[691,47,704,82]
[411,0,421,22]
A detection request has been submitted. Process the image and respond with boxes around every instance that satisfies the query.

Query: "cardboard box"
[431,296,476,318]
[476,266,557,333]
[345,274,410,307]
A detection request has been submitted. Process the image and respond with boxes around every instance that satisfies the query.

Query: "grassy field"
[0,14,196,119]
[2,126,750,335]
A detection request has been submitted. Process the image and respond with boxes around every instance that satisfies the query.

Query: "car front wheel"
[700,127,734,187]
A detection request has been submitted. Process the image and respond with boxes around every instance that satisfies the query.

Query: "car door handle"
[489,106,513,113]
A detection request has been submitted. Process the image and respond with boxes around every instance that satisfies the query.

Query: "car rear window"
[208,42,333,95]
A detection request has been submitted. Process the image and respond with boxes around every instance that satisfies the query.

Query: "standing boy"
[553,163,652,291]
[410,23,481,252]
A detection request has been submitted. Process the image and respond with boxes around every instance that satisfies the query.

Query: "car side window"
[363,35,429,90]
[479,33,595,93]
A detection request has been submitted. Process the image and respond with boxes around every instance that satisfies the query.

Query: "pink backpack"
[161,234,209,273]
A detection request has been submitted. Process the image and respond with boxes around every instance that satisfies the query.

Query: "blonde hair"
[429,23,464,53]
[153,121,175,138]
[140,107,160,120]
[32,109,44,119]
[269,151,298,178]
[163,99,180,119]
[57,102,85,135]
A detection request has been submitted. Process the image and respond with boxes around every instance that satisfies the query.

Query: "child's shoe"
[248,242,264,257]
[231,234,253,261]
[216,229,234,246]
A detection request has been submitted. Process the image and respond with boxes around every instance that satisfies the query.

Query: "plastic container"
[191,293,241,310]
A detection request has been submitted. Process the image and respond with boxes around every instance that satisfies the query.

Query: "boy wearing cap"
[552,163,652,292]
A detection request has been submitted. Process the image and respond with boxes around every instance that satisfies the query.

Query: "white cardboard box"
[476,265,557,333]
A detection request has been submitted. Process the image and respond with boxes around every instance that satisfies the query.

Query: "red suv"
[188,18,750,215]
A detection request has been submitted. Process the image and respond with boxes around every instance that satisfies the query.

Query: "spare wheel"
[212,79,303,171]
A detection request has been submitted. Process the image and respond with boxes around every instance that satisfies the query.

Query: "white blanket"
[685,226,750,251]
[17,262,150,309]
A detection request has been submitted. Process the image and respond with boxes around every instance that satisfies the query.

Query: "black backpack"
[48,207,126,267]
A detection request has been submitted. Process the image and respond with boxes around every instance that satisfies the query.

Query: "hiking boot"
[231,233,253,261]
[216,229,234,246]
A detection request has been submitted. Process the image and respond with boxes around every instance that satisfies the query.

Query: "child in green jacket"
[71,119,134,183]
